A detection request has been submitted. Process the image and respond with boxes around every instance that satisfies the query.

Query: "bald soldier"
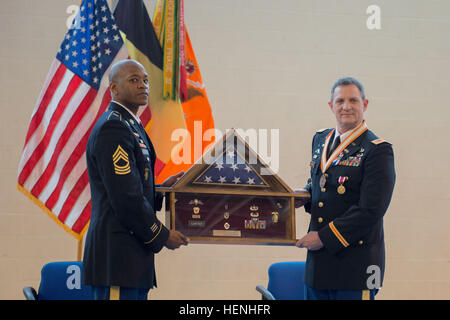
[83,60,189,300]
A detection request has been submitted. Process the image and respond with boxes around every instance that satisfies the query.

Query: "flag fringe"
[16,184,89,241]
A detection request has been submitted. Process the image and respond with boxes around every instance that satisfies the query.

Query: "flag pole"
[77,236,84,261]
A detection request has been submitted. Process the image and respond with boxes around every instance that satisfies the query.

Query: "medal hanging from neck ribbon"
[319,121,368,187]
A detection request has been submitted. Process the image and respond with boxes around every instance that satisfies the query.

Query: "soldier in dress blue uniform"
[82,60,189,300]
[294,77,396,300]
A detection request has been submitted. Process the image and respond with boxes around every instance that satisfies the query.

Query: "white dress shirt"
[112,100,142,125]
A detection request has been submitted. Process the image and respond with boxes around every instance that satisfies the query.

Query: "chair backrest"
[267,261,306,300]
[38,261,93,300]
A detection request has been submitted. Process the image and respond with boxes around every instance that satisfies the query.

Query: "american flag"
[194,148,268,187]
[17,0,129,239]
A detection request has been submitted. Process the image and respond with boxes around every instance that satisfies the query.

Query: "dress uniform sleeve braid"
[94,120,169,252]
[318,143,396,255]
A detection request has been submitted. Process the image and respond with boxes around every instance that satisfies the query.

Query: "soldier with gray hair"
[294,77,396,300]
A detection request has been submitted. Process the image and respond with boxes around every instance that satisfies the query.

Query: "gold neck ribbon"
[320,121,368,174]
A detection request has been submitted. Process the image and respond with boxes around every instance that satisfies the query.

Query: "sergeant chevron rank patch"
[113,145,131,175]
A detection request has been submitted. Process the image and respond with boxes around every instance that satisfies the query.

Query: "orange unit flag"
[152,0,215,183]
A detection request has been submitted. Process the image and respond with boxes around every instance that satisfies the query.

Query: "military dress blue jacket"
[83,102,169,289]
[303,126,396,290]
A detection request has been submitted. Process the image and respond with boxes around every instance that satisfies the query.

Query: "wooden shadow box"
[157,129,309,245]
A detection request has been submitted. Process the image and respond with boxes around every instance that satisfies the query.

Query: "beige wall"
[1,0,449,299]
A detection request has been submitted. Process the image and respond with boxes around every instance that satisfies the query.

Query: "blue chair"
[23,261,93,300]
[256,261,306,300]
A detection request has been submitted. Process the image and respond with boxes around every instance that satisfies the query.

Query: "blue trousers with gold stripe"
[305,285,378,300]
[91,286,149,300]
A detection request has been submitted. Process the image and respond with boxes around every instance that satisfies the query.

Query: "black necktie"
[328,135,341,157]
